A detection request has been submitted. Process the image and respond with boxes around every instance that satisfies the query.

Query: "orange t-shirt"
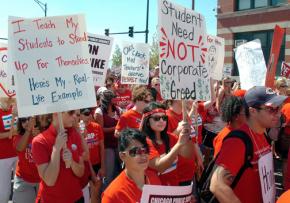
[277,190,290,203]
[102,170,161,203]
[147,133,179,186]
[115,109,142,132]
[282,103,290,134]
[85,122,104,165]
[216,124,271,203]
[213,125,232,158]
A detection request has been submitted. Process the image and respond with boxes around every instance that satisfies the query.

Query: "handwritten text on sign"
[121,42,149,85]
[88,34,113,87]
[8,15,96,117]
[0,44,15,98]
[158,0,210,100]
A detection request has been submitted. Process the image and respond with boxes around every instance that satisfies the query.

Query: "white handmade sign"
[141,184,192,203]
[0,43,15,98]
[8,14,96,117]
[121,41,150,85]
[235,39,267,90]
[88,34,113,87]
[207,35,225,81]
[258,152,276,203]
[158,0,210,100]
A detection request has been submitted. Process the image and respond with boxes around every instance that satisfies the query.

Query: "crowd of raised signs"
[1,67,290,203]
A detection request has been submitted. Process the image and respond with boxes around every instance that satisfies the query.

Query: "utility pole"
[145,0,149,43]
[34,0,47,17]
[192,0,195,10]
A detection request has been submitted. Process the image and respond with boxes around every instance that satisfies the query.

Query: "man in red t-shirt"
[115,85,151,137]
[210,86,287,203]
[112,81,132,110]
[32,111,85,203]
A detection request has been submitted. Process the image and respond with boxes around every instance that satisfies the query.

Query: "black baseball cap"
[244,86,287,107]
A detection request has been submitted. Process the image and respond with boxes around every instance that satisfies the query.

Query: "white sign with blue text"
[8,14,96,117]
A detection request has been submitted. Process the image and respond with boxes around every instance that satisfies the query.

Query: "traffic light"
[129,26,134,37]
[105,29,109,36]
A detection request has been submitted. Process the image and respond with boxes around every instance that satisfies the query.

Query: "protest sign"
[158,0,210,100]
[8,14,96,117]
[258,152,276,203]
[265,25,285,88]
[223,66,232,77]
[88,34,113,87]
[281,61,290,78]
[141,184,192,203]
[0,43,15,98]
[235,39,267,90]
[207,35,225,81]
[121,41,150,85]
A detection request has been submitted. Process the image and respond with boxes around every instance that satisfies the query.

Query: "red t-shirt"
[13,135,40,183]
[0,107,16,159]
[147,133,179,186]
[216,124,271,203]
[102,170,161,203]
[213,125,232,158]
[112,89,132,109]
[166,109,196,182]
[85,122,104,165]
[285,149,290,190]
[281,103,290,134]
[115,109,142,132]
[32,124,84,203]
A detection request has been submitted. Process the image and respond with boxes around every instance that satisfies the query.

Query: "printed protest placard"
[207,35,225,81]
[88,34,113,87]
[140,184,192,203]
[235,39,267,90]
[121,42,150,85]
[281,61,290,78]
[258,152,276,203]
[0,43,15,98]
[223,66,232,78]
[8,14,96,117]
[158,0,210,100]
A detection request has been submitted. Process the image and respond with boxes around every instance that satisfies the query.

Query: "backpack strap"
[222,130,253,189]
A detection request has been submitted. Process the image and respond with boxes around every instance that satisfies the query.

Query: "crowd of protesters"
[1,67,290,203]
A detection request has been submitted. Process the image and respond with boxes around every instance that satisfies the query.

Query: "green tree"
[111,44,122,68]
[149,32,159,69]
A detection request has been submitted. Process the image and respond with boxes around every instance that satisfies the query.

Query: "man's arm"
[210,165,241,203]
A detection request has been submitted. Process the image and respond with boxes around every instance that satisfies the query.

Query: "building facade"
[217,0,290,76]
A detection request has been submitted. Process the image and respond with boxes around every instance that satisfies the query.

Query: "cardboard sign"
[258,152,276,203]
[140,184,192,203]
[88,34,113,87]
[8,15,96,117]
[281,62,290,78]
[0,43,16,98]
[121,42,150,85]
[158,0,210,100]
[235,39,267,90]
[207,35,225,81]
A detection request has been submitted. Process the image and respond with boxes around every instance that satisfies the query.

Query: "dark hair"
[141,102,170,153]
[17,117,29,135]
[221,96,245,123]
[99,89,117,114]
[118,128,149,152]
[16,115,51,135]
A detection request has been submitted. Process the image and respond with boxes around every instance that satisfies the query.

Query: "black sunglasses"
[127,146,149,157]
[150,115,168,122]
[81,111,91,116]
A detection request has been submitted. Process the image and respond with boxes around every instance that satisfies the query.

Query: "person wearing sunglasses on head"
[12,116,41,203]
[210,86,287,203]
[115,85,152,138]
[140,102,194,186]
[150,77,163,103]
[32,110,85,203]
[79,108,105,203]
[102,128,161,203]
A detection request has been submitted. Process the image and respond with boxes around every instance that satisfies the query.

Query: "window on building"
[233,30,285,76]
[236,0,287,11]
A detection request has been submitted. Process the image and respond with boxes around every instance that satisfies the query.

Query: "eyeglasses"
[126,146,149,157]
[255,106,280,114]
[150,115,168,122]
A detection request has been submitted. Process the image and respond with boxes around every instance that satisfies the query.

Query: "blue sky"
[0,0,217,46]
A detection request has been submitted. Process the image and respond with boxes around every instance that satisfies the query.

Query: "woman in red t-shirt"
[140,102,194,186]
[102,128,161,203]
[12,116,41,203]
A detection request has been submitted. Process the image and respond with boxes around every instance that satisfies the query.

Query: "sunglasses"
[255,106,280,114]
[143,100,151,104]
[150,115,168,122]
[81,111,91,116]
[126,146,149,157]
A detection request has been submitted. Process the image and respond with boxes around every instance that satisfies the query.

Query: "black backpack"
[197,130,253,203]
